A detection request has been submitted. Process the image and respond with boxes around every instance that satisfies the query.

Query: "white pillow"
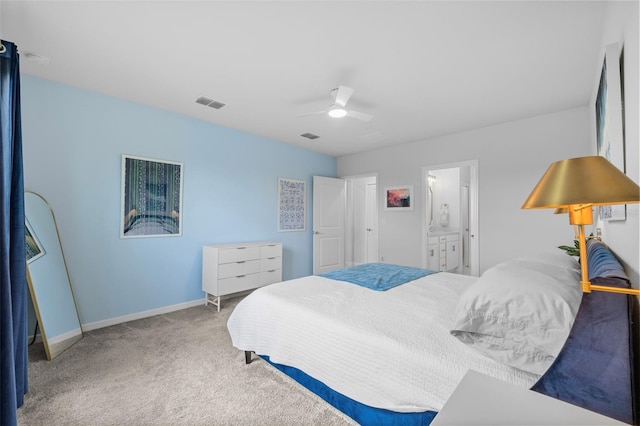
[517,251,580,271]
[450,258,582,375]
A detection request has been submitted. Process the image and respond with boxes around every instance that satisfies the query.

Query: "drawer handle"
[237,247,247,250]
[236,261,246,264]
[267,257,276,260]
[267,270,276,273]
[236,275,245,278]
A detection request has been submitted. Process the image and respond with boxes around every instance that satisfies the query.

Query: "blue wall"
[21,75,336,326]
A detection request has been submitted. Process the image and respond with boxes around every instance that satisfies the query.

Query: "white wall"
[338,107,592,273]
[431,168,460,230]
[338,2,639,284]
[590,1,639,285]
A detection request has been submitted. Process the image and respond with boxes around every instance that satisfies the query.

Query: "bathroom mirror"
[25,191,82,359]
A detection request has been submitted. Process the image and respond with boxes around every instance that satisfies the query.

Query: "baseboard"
[82,298,206,332]
[28,333,43,344]
[48,327,82,345]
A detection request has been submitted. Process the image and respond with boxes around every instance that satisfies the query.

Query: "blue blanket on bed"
[319,263,437,291]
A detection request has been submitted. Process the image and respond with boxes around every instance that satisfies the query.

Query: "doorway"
[422,160,478,276]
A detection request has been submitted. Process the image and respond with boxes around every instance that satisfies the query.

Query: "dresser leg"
[245,351,253,364]
[205,294,221,311]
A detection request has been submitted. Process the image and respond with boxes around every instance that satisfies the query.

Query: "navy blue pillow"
[533,241,637,424]
[531,277,636,424]
[586,239,629,281]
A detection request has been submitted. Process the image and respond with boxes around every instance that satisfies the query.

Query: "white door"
[365,182,379,263]
[313,176,345,274]
[461,184,471,274]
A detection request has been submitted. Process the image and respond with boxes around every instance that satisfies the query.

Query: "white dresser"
[202,241,282,311]
[427,232,459,272]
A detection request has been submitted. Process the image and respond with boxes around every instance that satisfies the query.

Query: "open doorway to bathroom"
[422,160,478,276]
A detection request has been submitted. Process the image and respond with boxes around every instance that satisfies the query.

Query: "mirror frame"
[25,191,83,359]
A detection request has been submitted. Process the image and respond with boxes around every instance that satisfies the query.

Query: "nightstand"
[431,370,626,425]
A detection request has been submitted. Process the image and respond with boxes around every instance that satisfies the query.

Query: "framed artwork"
[120,155,184,238]
[384,185,414,211]
[25,218,45,264]
[595,43,626,221]
[278,177,306,232]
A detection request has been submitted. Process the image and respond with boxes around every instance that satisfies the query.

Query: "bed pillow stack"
[450,251,582,375]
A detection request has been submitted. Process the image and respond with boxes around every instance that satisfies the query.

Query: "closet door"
[313,176,345,274]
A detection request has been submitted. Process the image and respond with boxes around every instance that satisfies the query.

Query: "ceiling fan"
[298,85,373,122]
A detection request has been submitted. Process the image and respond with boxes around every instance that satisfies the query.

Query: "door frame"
[421,160,479,276]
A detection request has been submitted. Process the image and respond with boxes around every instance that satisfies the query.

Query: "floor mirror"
[25,191,83,359]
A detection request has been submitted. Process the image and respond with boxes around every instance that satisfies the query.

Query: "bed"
[227,240,638,425]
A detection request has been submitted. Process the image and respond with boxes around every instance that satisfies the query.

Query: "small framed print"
[278,177,306,232]
[384,185,413,211]
[25,218,45,264]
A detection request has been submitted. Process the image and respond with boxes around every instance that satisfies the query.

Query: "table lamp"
[522,156,640,296]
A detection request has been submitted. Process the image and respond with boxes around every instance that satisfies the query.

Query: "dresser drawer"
[217,274,261,295]
[261,269,282,285]
[218,259,260,279]
[218,246,260,264]
[261,244,282,258]
[261,256,281,272]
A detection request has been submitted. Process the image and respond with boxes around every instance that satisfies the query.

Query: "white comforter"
[227,272,540,413]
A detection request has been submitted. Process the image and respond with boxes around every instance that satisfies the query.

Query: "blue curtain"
[0,40,27,426]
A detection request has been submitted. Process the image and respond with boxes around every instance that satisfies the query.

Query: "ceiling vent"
[196,96,226,109]
[300,133,320,140]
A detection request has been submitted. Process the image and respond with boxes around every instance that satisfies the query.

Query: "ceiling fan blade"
[297,109,328,118]
[334,85,354,107]
[346,110,374,122]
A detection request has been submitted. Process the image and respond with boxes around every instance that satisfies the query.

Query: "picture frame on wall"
[120,155,184,238]
[278,177,306,232]
[384,185,414,211]
[25,218,45,264]
[595,43,626,221]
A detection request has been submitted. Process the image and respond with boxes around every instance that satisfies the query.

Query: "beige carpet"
[18,296,356,426]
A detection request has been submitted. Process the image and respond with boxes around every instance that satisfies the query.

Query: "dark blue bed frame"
[245,241,638,425]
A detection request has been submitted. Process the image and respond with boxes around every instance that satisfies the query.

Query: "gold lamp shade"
[522,156,640,209]
[522,155,640,296]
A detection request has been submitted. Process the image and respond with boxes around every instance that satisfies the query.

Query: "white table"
[431,370,627,425]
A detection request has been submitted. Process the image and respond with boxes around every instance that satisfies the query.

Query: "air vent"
[300,133,320,140]
[195,96,226,109]
[23,52,50,66]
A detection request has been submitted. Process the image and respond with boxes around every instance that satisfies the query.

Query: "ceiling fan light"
[328,106,347,118]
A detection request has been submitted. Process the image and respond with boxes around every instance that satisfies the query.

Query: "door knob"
[366,228,372,231]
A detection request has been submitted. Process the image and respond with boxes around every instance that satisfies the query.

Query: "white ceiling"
[1,1,607,157]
